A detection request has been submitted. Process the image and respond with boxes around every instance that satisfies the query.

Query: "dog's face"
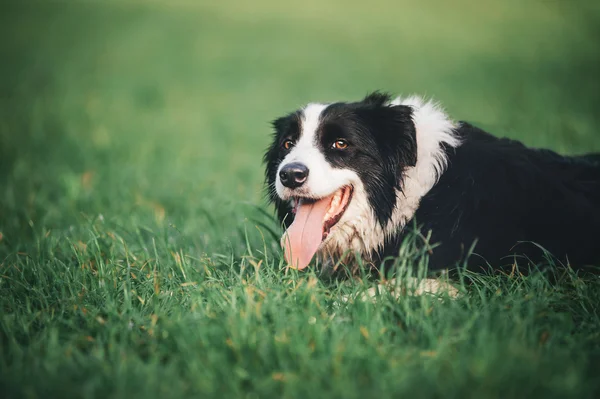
[264,92,418,270]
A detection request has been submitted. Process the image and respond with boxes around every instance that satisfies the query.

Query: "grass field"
[1,0,600,397]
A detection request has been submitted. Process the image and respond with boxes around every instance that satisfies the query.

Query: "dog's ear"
[357,93,417,171]
[356,103,417,181]
[353,103,417,225]
[379,104,417,173]
[361,91,393,107]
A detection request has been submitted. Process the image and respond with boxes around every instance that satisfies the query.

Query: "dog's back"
[400,122,600,272]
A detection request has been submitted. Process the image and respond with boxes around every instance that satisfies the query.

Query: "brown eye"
[332,139,348,150]
[282,139,294,150]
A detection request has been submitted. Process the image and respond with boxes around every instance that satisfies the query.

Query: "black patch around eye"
[321,122,346,142]
[270,114,301,150]
[320,122,355,153]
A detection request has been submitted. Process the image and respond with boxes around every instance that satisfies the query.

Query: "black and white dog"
[264,92,600,276]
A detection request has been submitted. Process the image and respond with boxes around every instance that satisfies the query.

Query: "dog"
[263,92,600,285]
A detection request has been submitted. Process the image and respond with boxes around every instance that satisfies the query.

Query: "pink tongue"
[282,196,333,270]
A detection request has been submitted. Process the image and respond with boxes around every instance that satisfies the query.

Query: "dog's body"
[264,92,600,275]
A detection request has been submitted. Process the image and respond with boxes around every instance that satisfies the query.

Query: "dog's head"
[264,92,419,270]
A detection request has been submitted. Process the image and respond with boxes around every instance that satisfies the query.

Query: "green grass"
[1,0,600,397]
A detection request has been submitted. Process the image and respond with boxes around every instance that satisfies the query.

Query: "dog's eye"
[282,139,295,150]
[332,139,349,150]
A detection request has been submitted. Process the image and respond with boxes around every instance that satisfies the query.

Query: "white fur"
[276,95,461,265]
[385,96,461,238]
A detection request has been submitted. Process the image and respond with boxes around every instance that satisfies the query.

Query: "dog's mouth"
[282,186,353,270]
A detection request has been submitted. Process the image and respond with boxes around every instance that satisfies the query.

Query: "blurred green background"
[1,1,600,397]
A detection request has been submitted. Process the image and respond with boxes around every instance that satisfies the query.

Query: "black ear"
[358,92,417,169]
[354,103,418,225]
[361,91,393,107]
[379,104,418,173]
[355,102,417,181]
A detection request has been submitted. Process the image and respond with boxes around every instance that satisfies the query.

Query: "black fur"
[380,123,600,272]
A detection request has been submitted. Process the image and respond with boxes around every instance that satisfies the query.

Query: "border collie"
[263,92,600,278]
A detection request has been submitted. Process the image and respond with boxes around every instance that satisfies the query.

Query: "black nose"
[279,162,309,188]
